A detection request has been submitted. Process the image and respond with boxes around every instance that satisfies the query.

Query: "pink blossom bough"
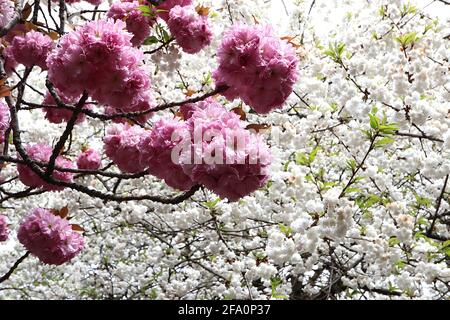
[17,208,84,265]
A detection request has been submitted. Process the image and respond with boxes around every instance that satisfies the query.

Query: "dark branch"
[0,252,30,284]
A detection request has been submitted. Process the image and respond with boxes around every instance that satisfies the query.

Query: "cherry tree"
[0,0,449,300]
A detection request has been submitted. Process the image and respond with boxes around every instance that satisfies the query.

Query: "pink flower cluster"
[77,148,101,170]
[103,99,271,200]
[0,0,14,28]
[103,123,149,173]
[155,0,191,21]
[179,100,272,201]
[2,45,17,74]
[0,215,8,242]
[107,0,153,47]
[213,24,299,114]
[42,90,91,124]
[47,19,151,111]
[167,5,212,54]
[17,144,74,191]
[9,30,55,70]
[1,24,28,74]
[139,118,195,190]
[0,101,10,143]
[17,208,84,265]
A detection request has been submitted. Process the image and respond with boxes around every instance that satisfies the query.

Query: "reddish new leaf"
[71,224,85,233]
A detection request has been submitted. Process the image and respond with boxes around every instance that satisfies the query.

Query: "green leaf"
[337,42,345,56]
[360,225,367,236]
[424,19,438,34]
[362,129,374,140]
[202,198,221,209]
[345,187,361,194]
[395,260,407,270]
[322,181,339,191]
[202,71,213,86]
[395,32,419,47]
[329,102,338,112]
[379,123,399,136]
[417,216,429,226]
[143,36,159,45]
[309,146,320,163]
[442,240,450,248]
[295,152,309,166]
[400,2,417,16]
[357,194,381,209]
[374,137,395,148]
[371,106,379,114]
[149,288,157,299]
[439,240,450,257]
[369,114,380,130]
[388,282,399,293]
[278,223,293,236]
[388,236,400,247]
[138,5,152,13]
[346,159,357,171]
[283,161,291,171]
[305,174,314,183]
[414,231,426,240]
[444,248,450,257]
[324,42,346,63]
[362,211,373,220]
[414,194,432,208]
[162,28,171,43]
[270,277,287,299]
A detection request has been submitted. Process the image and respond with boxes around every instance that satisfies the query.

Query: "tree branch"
[0,252,30,284]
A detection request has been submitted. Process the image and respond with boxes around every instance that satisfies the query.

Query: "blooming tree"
[0,0,449,300]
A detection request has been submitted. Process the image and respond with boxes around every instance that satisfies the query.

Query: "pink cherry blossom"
[155,0,191,21]
[1,23,28,76]
[107,0,154,47]
[167,5,212,54]
[213,24,298,114]
[9,30,55,70]
[139,118,195,190]
[179,100,272,201]
[47,19,151,110]
[103,123,149,173]
[17,144,74,191]
[17,208,84,265]
[77,148,102,170]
